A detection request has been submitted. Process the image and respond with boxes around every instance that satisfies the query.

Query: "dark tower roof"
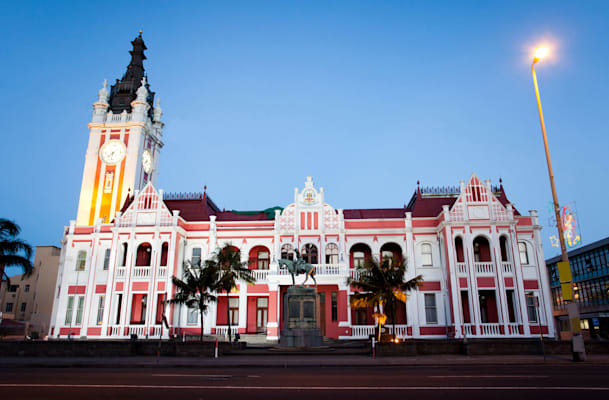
[108,33,155,117]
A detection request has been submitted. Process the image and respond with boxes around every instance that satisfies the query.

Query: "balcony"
[474,262,494,275]
[116,267,126,279]
[251,269,269,281]
[132,266,151,279]
[351,324,410,339]
[501,262,513,274]
[456,262,467,275]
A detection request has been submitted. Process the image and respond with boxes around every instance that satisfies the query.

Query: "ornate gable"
[117,182,173,227]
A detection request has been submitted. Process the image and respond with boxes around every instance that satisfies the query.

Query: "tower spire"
[108,32,155,116]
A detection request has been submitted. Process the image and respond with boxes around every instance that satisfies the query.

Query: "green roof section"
[230,206,283,220]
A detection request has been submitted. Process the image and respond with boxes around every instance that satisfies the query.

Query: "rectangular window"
[421,244,433,266]
[8,285,18,292]
[20,302,26,312]
[192,247,202,266]
[103,249,111,270]
[5,303,13,312]
[519,242,529,265]
[24,284,30,293]
[424,293,438,324]
[258,251,269,270]
[353,251,365,268]
[96,296,105,325]
[187,307,198,325]
[229,297,239,325]
[76,250,87,271]
[526,292,538,323]
[65,296,74,325]
[331,292,338,322]
[75,296,85,325]
[115,293,122,325]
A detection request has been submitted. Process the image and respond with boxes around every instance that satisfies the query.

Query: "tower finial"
[139,29,143,35]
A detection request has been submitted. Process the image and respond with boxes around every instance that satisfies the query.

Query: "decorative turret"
[92,79,109,122]
[153,98,163,122]
[108,32,155,117]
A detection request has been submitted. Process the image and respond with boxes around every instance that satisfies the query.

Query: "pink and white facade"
[49,35,555,341]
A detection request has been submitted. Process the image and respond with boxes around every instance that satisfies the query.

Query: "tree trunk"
[226,292,232,343]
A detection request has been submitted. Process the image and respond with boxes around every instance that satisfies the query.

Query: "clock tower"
[76,33,164,226]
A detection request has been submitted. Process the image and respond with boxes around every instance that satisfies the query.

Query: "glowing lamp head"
[533,47,548,63]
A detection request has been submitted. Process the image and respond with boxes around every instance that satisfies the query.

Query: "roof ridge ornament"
[97,79,109,103]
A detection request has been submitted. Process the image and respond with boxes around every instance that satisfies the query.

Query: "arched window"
[325,243,339,264]
[421,243,433,266]
[301,244,318,264]
[280,244,294,260]
[135,243,152,267]
[454,237,464,263]
[473,236,491,262]
[249,246,270,270]
[160,242,168,267]
[519,242,529,265]
[381,242,402,266]
[75,250,87,271]
[120,243,128,267]
[350,243,371,268]
[499,236,509,262]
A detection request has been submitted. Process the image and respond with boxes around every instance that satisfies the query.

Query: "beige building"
[0,246,61,337]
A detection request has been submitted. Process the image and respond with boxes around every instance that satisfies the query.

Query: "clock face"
[142,149,153,174]
[99,140,126,165]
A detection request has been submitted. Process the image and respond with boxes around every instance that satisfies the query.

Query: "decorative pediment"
[449,174,511,222]
[118,182,173,227]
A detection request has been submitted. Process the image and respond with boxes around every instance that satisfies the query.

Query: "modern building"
[546,236,609,340]
[0,246,61,337]
[48,34,555,341]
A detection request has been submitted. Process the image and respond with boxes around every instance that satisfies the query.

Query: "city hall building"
[49,35,554,341]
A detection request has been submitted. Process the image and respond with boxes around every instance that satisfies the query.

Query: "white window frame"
[103,248,111,270]
[74,296,85,325]
[519,242,530,265]
[75,250,87,271]
[96,295,105,325]
[424,293,438,324]
[191,247,202,267]
[187,307,198,325]
[65,296,74,325]
[421,243,433,266]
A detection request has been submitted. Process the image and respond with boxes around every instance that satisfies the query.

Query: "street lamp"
[531,46,586,361]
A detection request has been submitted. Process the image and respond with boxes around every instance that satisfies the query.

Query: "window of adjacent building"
[64,296,74,325]
[229,297,239,325]
[421,243,433,266]
[96,296,105,325]
[103,248,111,270]
[75,250,87,271]
[5,303,13,312]
[8,285,18,292]
[519,242,530,265]
[526,292,538,323]
[75,296,85,325]
[331,292,338,322]
[192,247,202,266]
[325,243,339,264]
[424,293,438,324]
[353,251,365,268]
[187,307,198,325]
[24,284,30,293]
[20,302,26,313]
[258,251,269,270]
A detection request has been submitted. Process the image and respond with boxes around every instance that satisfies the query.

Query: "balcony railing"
[116,267,126,279]
[386,324,410,339]
[479,323,502,336]
[456,262,467,275]
[158,267,167,278]
[251,269,269,281]
[507,323,520,335]
[463,323,473,337]
[351,325,375,339]
[128,325,147,338]
[215,326,239,336]
[501,262,513,274]
[132,266,151,279]
[474,262,494,275]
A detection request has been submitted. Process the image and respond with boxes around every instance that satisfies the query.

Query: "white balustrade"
[480,323,502,336]
[386,325,409,338]
[507,323,520,335]
[116,267,126,279]
[252,270,269,281]
[502,262,513,274]
[132,266,151,278]
[215,326,239,336]
[109,326,122,337]
[314,264,343,275]
[456,262,467,275]
[128,325,147,338]
[351,325,375,339]
[152,326,163,337]
[463,323,473,337]
[158,267,167,278]
[474,262,495,275]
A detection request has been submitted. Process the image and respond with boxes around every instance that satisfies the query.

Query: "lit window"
[424,293,438,324]
[421,243,433,266]
[76,250,86,271]
[519,242,529,265]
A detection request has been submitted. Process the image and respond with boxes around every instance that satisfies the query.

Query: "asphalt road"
[1,364,608,399]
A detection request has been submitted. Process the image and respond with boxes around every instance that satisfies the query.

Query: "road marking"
[0,384,608,391]
[429,375,548,378]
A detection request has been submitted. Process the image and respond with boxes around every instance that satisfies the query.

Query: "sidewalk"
[2,354,609,369]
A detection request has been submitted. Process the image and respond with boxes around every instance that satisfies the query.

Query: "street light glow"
[534,47,548,63]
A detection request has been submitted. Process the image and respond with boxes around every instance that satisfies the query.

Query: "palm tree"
[348,256,423,342]
[0,219,33,285]
[209,244,255,343]
[169,260,219,341]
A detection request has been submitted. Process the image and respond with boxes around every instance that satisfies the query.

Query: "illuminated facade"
[49,35,554,341]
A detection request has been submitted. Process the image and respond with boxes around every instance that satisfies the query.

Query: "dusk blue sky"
[2,1,608,274]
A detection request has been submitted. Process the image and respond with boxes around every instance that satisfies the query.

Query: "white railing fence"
[474,262,495,275]
[351,325,375,339]
[158,267,167,278]
[215,326,239,336]
[456,262,467,274]
[479,323,502,336]
[463,323,473,337]
[251,270,269,281]
[116,267,126,278]
[128,325,147,338]
[507,323,520,335]
[386,325,409,338]
[132,266,151,278]
[502,262,513,274]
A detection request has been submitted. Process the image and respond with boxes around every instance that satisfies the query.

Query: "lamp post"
[531,47,586,361]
